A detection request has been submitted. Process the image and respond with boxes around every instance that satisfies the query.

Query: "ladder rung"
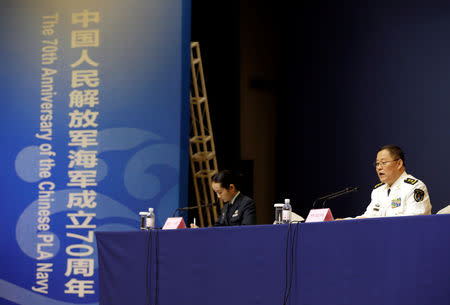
[190,96,206,104]
[194,169,217,178]
[190,136,212,143]
[191,151,215,162]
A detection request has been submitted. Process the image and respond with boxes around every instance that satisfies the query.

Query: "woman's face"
[212,182,236,203]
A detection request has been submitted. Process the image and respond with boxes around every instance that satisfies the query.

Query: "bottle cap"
[148,207,154,213]
[284,199,290,204]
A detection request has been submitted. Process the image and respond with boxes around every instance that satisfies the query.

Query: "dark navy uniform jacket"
[215,193,256,226]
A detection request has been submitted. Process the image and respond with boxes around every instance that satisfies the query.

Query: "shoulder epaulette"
[404,178,418,185]
[374,182,385,189]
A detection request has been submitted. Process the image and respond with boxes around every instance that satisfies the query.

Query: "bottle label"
[146,216,155,229]
[282,210,291,222]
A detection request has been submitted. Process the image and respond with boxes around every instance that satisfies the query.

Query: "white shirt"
[229,191,241,206]
[360,171,432,218]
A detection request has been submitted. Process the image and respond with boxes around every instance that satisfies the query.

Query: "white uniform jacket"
[360,171,432,218]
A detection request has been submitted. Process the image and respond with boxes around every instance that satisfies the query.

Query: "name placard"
[305,208,334,223]
[162,217,187,230]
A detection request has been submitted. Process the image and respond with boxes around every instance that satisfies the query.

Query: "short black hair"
[378,145,405,166]
[212,170,241,190]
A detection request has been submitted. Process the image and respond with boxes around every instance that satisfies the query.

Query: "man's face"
[375,149,402,186]
[212,182,236,203]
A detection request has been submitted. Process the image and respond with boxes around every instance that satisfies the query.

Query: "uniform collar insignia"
[374,182,385,189]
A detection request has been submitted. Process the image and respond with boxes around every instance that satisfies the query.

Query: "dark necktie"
[387,189,391,197]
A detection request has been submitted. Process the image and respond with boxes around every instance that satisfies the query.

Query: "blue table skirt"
[96,215,450,305]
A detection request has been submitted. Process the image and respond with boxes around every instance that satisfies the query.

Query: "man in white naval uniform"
[358,145,431,218]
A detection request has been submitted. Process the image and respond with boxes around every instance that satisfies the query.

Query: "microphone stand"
[172,203,217,217]
[172,207,187,218]
[311,187,359,209]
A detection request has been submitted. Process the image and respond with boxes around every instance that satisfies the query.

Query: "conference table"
[96,214,450,305]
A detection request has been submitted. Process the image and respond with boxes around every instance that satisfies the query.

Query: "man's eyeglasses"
[373,159,399,168]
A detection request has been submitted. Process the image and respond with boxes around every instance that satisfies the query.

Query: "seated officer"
[191,170,256,227]
[357,145,431,218]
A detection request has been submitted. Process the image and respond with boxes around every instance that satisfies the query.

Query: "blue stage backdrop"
[0,0,191,304]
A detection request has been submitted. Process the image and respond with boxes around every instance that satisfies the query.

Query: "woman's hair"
[212,170,241,190]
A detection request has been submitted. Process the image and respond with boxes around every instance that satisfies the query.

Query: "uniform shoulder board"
[404,178,418,185]
[374,182,385,189]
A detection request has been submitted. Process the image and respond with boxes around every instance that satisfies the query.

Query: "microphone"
[172,203,217,217]
[312,187,359,208]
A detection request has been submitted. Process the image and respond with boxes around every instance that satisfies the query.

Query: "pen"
[193,217,196,226]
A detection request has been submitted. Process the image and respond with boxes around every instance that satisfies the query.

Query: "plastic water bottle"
[146,208,155,229]
[282,199,292,224]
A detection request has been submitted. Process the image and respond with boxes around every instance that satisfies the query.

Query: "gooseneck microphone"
[172,203,217,217]
[312,187,359,209]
